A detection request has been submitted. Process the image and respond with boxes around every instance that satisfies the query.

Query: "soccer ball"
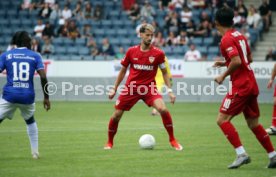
[139,134,156,149]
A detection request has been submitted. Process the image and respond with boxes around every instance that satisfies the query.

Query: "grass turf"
[0,102,275,177]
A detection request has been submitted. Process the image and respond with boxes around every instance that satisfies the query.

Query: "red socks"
[219,121,242,148]
[161,111,175,141]
[107,118,119,144]
[252,124,275,153]
[272,105,276,127]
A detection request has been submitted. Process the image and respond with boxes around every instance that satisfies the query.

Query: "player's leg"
[266,93,276,135]
[19,103,38,159]
[151,98,183,151]
[151,82,163,116]
[244,97,276,168]
[104,92,139,149]
[0,98,17,124]
[104,109,124,149]
[218,95,251,169]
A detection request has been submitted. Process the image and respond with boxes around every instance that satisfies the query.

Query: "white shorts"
[0,98,35,120]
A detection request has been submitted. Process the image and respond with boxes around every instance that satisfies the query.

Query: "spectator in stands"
[98,38,115,56]
[194,20,211,37]
[190,0,205,9]
[212,30,221,46]
[127,3,141,23]
[176,30,189,46]
[57,20,69,37]
[61,5,72,20]
[158,0,170,10]
[247,6,262,29]
[171,0,184,12]
[186,20,196,38]
[21,0,34,11]
[151,21,161,34]
[233,9,244,28]
[83,2,93,19]
[68,20,80,39]
[140,0,156,23]
[259,0,272,32]
[93,4,104,21]
[49,3,61,25]
[34,19,45,38]
[166,31,178,46]
[39,3,52,19]
[73,2,83,20]
[152,31,166,47]
[44,0,55,8]
[184,44,201,61]
[42,37,55,56]
[165,11,180,34]
[265,48,276,61]
[122,0,136,10]
[200,11,211,23]
[82,24,92,38]
[42,21,55,39]
[180,6,192,29]
[115,47,125,60]
[87,37,99,58]
[236,0,248,18]
[31,38,41,53]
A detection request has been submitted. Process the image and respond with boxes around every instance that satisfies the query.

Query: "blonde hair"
[139,23,155,33]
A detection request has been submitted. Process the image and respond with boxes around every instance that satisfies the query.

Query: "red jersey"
[220,29,259,96]
[121,45,165,86]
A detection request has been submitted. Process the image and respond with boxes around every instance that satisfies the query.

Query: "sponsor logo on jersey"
[7,54,12,60]
[133,58,138,60]
[149,57,155,63]
[133,64,154,71]
[226,47,233,52]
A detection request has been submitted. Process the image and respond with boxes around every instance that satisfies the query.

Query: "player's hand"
[43,98,50,111]
[214,75,225,85]
[108,88,116,100]
[168,92,176,104]
[267,79,273,89]
[213,61,225,68]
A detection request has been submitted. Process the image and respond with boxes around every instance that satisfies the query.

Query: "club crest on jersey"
[149,57,155,63]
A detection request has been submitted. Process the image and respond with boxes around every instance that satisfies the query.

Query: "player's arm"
[213,60,226,68]
[268,63,276,89]
[37,69,51,111]
[109,66,127,100]
[161,66,176,104]
[214,56,241,85]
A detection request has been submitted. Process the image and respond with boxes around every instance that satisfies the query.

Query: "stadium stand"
[0,0,273,61]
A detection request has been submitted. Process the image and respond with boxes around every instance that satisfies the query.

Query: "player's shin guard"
[107,118,119,144]
[26,117,38,154]
[161,111,175,141]
[219,121,242,148]
[252,124,275,153]
[272,105,276,127]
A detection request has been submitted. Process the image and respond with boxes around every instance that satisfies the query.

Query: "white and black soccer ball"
[139,134,156,149]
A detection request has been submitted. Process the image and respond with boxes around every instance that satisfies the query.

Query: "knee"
[156,106,168,114]
[25,116,35,125]
[111,111,123,122]
[216,118,224,126]
[246,120,259,130]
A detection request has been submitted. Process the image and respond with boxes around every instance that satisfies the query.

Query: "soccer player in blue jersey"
[0,31,50,159]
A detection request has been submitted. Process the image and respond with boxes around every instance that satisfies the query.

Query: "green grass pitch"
[0,102,275,177]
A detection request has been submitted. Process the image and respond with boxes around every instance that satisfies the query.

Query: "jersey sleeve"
[221,38,239,59]
[35,53,45,71]
[121,48,131,67]
[0,53,6,72]
[158,51,166,69]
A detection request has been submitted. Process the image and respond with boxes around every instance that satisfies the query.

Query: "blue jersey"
[0,47,44,104]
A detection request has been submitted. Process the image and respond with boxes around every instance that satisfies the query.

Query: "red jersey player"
[266,63,276,135]
[104,24,183,151]
[213,7,276,169]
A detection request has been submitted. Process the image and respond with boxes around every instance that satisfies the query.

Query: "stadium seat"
[101,20,113,29]
[78,47,90,55]
[94,29,105,37]
[52,38,64,46]
[7,10,18,18]
[112,20,124,28]
[105,29,117,38]
[0,10,6,18]
[55,46,67,55]
[203,37,214,46]
[117,29,128,37]
[192,38,203,45]
[66,47,79,55]
[120,38,132,47]
[71,55,82,60]
[63,38,75,46]
[57,55,71,60]
[75,38,86,46]
[21,19,33,27]
[10,19,21,28]
[0,19,9,27]
[109,38,121,45]
[208,46,219,55]
[108,10,120,20]
[94,55,105,61]
[197,46,207,54]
